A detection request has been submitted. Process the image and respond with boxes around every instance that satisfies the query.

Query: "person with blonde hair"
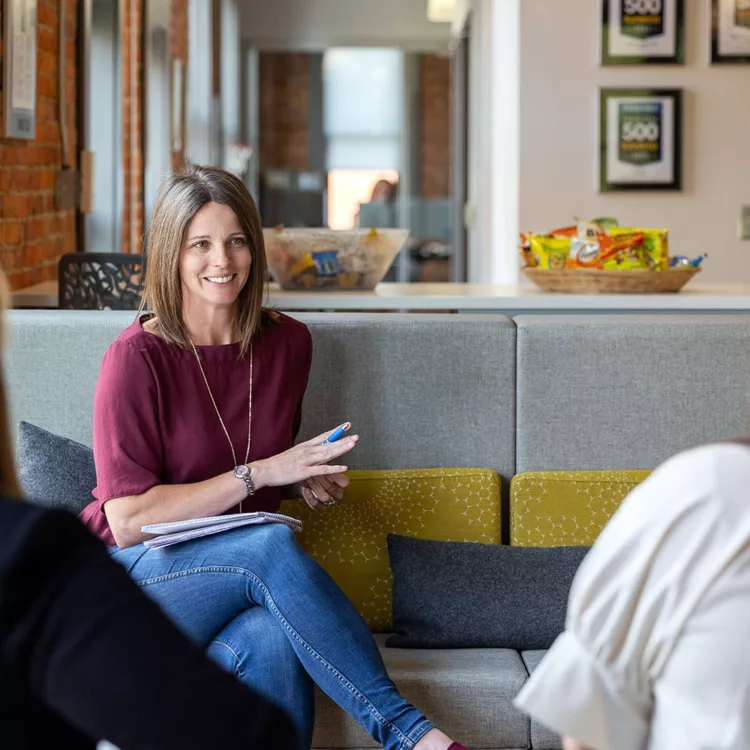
[0,271,299,749]
[80,164,470,750]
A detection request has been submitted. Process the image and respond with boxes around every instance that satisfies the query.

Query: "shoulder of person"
[0,498,99,574]
[116,316,158,343]
[656,442,750,488]
[98,321,161,389]
[261,310,311,347]
[105,318,161,359]
[612,442,750,538]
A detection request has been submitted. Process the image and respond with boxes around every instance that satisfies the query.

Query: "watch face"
[234,465,249,478]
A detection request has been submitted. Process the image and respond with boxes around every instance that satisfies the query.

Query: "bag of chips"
[598,232,649,271]
[527,236,571,269]
[610,228,669,271]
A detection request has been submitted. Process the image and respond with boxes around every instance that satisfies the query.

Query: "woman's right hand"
[249,427,359,489]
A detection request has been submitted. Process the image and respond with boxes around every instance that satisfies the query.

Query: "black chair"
[58,253,145,310]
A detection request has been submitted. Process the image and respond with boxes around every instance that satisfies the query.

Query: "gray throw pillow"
[386,534,589,650]
[17,421,96,514]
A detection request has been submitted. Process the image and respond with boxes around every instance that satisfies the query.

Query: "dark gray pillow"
[386,534,589,650]
[17,421,97,514]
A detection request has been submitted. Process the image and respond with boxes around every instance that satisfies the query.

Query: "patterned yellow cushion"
[510,470,651,547]
[280,468,501,631]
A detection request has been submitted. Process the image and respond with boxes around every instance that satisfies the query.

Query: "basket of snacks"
[264,227,409,291]
[519,218,706,294]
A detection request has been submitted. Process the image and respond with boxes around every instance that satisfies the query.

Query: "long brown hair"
[139,164,270,356]
[0,272,22,498]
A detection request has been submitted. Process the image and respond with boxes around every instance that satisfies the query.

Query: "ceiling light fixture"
[426,0,456,23]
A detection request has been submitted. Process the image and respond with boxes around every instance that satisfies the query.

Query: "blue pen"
[322,422,351,445]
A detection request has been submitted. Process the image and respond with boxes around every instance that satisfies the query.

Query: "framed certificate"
[711,0,750,63]
[601,0,684,65]
[599,88,683,192]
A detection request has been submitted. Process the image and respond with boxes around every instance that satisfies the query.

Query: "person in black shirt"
[0,272,298,750]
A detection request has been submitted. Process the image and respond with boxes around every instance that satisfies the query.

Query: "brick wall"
[0,0,79,290]
[120,0,144,254]
[121,0,188,253]
[418,53,451,198]
[258,53,310,171]
[171,0,188,171]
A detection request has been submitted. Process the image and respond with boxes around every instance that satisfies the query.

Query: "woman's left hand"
[298,473,349,510]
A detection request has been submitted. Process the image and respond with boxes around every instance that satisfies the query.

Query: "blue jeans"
[110,524,434,750]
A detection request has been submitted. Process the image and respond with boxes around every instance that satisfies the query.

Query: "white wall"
[519,0,750,284]
[466,0,521,284]
[240,0,450,51]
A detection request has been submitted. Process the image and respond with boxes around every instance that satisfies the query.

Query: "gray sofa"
[7,310,750,750]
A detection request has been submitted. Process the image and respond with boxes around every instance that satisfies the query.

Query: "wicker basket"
[522,267,701,294]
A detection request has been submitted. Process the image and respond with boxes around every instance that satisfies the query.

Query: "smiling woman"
[139,166,270,355]
[178,201,254,338]
[78,164,470,750]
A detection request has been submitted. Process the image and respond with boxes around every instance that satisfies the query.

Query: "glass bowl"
[263,227,409,291]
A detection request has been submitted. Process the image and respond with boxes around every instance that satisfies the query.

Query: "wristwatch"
[233,464,256,497]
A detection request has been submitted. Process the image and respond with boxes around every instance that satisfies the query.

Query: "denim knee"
[236,523,306,574]
[209,608,300,680]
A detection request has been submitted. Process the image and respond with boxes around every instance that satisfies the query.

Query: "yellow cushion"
[510,470,651,547]
[280,468,501,631]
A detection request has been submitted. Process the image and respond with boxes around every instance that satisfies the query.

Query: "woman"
[515,442,750,750]
[80,164,469,750]
[0,271,298,749]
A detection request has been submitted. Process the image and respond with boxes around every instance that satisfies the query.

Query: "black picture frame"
[599,88,683,192]
[601,0,685,65]
[711,0,750,64]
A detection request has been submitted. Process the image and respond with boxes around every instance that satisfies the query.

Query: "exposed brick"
[3,0,188,287]
[258,53,311,171]
[0,0,78,289]
[37,73,57,99]
[37,2,56,28]
[418,54,451,198]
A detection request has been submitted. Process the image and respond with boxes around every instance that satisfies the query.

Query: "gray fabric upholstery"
[521,651,561,750]
[387,535,588,650]
[312,634,530,749]
[298,313,516,478]
[17,421,96,513]
[515,315,750,472]
[6,311,134,447]
[6,312,516,484]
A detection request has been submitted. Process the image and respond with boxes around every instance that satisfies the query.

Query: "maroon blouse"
[79,313,313,548]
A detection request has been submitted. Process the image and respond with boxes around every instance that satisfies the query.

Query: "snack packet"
[598,232,648,270]
[568,237,604,269]
[517,243,539,268]
[527,236,571,270]
[610,228,669,271]
[548,225,579,239]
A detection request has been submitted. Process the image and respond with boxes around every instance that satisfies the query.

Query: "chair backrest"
[58,253,145,310]
[6,311,517,483]
[515,314,750,472]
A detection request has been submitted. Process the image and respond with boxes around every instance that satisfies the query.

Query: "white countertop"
[12,280,750,312]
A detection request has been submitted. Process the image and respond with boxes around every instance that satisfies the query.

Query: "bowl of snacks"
[518,218,706,294]
[263,227,409,291]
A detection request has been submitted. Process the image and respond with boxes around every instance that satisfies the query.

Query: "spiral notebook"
[141,512,303,550]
